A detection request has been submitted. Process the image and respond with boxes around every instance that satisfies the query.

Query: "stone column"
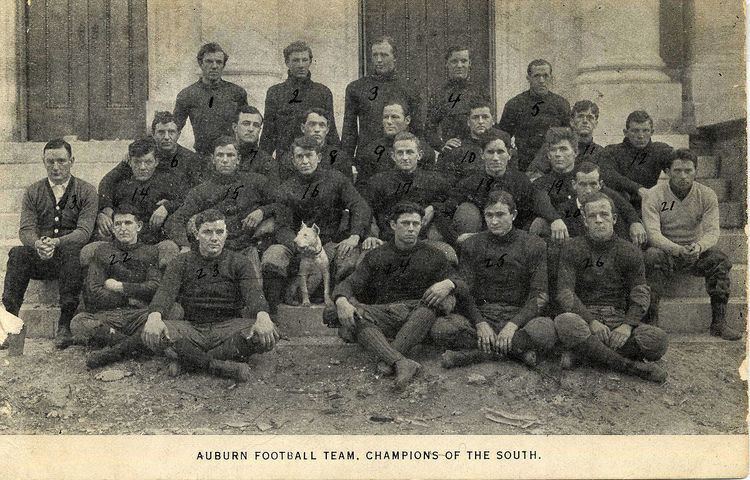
[575,0,682,144]
[0,0,18,141]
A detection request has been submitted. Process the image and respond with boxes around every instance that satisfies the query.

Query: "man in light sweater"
[2,139,97,349]
[642,148,740,340]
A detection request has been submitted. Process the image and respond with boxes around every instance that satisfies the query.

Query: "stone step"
[20,299,748,339]
[657,298,746,334]
[719,202,746,229]
[274,304,334,337]
[661,266,746,299]
[696,155,718,179]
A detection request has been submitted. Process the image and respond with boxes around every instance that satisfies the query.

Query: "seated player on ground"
[262,135,371,313]
[323,201,479,389]
[554,192,668,383]
[444,129,561,240]
[90,137,181,268]
[431,190,557,369]
[2,139,97,349]
[141,209,279,382]
[165,136,293,285]
[642,148,741,340]
[71,205,161,367]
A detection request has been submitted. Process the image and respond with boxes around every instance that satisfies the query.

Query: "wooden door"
[362,0,493,106]
[26,0,148,141]
[88,0,149,139]
[26,0,90,141]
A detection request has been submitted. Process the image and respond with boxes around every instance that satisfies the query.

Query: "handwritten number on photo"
[368,86,378,101]
[289,88,302,104]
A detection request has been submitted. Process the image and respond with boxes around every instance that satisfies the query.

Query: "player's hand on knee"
[362,236,383,250]
[422,279,455,307]
[589,319,610,344]
[496,322,518,356]
[142,313,169,352]
[250,313,276,350]
[629,222,647,246]
[337,235,360,258]
[242,209,264,230]
[608,324,632,350]
[476,322,495,354]
[150,205,169,228]
[97,212,114,238]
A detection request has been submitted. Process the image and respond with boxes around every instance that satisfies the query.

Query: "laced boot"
[208,359,252,382]
[709,299,742,341]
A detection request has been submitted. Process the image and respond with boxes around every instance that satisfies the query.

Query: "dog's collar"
[309,244,324,256]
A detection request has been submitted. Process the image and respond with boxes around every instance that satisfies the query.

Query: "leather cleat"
[393,358,421,390]
[209,359,252,382]
[54,326,74,350]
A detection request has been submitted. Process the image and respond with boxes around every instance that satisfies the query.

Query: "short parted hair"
[478,128,513,151]
[212,136,238,154]
[283,41,313,62]
[235,104,264,123]
[392,131,421,149]
[291,135,324,154]
[571,100,600,119]
[371,35,397,56]
[527,59,552,76]
[128,137,157,159]
[574,161,601,176]
[445,45,471,61]
[467,98,493,114]
[581,191,615,215]
[195,209,226,231]
[625,110,653,130]
[383,98,410,117]
[113,203,142,222]
[197,42,228,65]
[542,127,579,154]
[389,201,424,222]
[667,148,698,170]
[484,189,517,213]
[43,138,72,157]
[151,111,178,133]
[301,107,331,125]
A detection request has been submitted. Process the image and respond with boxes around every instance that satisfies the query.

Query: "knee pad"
[553,313,590,347]
[633,324,668,361]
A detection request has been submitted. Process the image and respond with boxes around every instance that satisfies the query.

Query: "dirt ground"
[0,336,747,435]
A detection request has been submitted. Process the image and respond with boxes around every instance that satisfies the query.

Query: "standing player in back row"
[425,46,491,154]
[342,36,423,158]
[174,43,248,157]
[496,59,570,172]
[260,41,340,159]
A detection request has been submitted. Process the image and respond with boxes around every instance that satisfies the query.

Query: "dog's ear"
[301,221,307,229]
[312,223,320,235]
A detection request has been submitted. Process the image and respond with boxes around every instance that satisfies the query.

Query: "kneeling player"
[554,192,668,382]
[431,190,557,368]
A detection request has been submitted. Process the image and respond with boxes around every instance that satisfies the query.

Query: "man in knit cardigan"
[642,148,741,340]
[2,139,97,348]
